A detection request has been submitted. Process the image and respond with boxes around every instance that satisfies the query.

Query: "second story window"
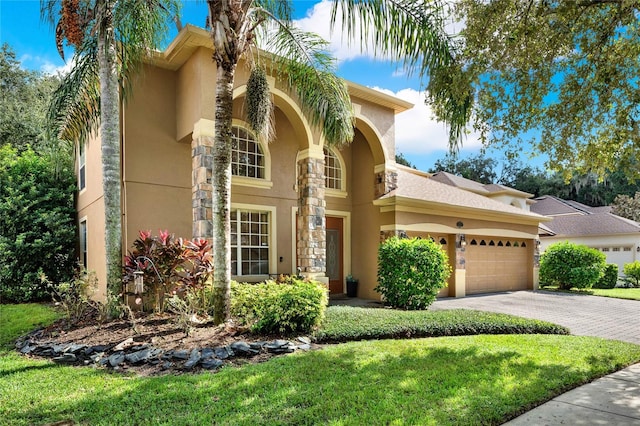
[78,141,86,191]
[232,126,265,179]
[324,147,342,190]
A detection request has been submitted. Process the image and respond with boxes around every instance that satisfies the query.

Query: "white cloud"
[19,53,73,75]
[371,86,481,155]
[293,0,381,62]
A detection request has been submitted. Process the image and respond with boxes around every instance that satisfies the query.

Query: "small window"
[231,126,265,179]
[324,148,342,190]
[489,240,495,246]
[79,219,88,268]
[612,247,620,252]
[513,241,520,247]
[521,242,526,248]
[624,247,632,252]
[480,240,487,246]
[78,141,86,191]
[231,209,270,276]
[470,239,478,246]
[602,247,610,252]
[506,241,512,247]
[439,238,447,245]
[498,241,504,247]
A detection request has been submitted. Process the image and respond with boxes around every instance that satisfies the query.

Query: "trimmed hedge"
[623,261,640,287]
[231,277,328,334]
[594,264,618,289]
[314,306,569,343]
[376,237,450,310]
[540,241,606,290]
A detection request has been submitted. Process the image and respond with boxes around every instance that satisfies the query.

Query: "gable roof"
[430,171,534,198]
[375,169,545,224]
[531,195,640,237]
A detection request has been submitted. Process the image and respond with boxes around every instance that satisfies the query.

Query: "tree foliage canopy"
[432,0,640,178]
[611,192,640,221]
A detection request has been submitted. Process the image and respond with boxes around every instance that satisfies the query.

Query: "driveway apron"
[430,290,640,345]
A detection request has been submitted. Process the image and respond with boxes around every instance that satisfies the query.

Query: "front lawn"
[541,286,640,301]
[2,304,640,425]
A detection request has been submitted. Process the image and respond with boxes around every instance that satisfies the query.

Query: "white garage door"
[598,247,634,275]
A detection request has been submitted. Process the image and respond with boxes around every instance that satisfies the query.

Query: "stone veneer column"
[374,165,398,198]
[297,151,326,280]
[452,233,467,298]
[532,238,541,290]
[192,119,215,240]
[379,229,407,242]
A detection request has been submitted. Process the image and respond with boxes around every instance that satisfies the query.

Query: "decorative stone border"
[15,329,313,373]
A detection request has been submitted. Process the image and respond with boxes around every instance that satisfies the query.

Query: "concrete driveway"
[430,290,640,345]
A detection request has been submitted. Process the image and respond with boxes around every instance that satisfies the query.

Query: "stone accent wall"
[375,170,398,198]
[192,134,214,239]
[297,157,326,274]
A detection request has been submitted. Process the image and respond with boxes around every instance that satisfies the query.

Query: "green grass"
[315,306,569,342]
[541,286,640,301]
[0,303,60,351]
[2,304,640,425]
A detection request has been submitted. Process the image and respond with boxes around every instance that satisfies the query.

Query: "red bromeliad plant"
[123,230,213,312]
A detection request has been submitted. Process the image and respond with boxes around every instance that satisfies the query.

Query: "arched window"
[324,147,344,191]
[232,125,265,179]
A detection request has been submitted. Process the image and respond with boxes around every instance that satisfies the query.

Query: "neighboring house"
[78,25,545,301]
[531,195,640,274]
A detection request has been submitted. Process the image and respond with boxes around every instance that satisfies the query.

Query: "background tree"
[395,152,416,168]
[428,153,497,184]
[0,44,61,152]
[0,145,76,303]
[206,0,470,324]
[611,193,640,222]
[430,1,640,179]
[42,0,180,296]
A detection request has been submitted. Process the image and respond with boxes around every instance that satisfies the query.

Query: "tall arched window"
[324,147,345,194]
[232,126,265,179]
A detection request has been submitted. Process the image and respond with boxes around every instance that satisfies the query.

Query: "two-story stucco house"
[78,25,545,301]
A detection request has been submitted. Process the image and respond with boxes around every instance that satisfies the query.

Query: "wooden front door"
[326,216,344,294]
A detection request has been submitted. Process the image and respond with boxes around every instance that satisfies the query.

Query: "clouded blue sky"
[0,0,495,171]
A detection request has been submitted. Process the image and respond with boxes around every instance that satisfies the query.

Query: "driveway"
[430,290,640,345]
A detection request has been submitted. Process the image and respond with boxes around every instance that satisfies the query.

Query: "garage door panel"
[466,237,530,294]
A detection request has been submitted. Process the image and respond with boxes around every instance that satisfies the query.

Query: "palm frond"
[47,36,100,143]
[261,23,355,146]
[331,0,472,148]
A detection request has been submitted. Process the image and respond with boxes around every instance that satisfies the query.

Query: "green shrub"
[0,146,77,303]
[314,306,569,343]
[376,236,450,310]
[594,264,618,289]
[539,242,606,290]
[231,277,328,334]
[623,261,640,287]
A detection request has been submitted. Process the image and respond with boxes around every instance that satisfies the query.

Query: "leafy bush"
[49,269,98,323]
[122,231,213,312]
[0,146,76,302]
[594,264,618,289]
[376,237,450,310]
[231,277,328,334]
[623,261,640,287]
[539,242,606,290]
[314,306,569,343]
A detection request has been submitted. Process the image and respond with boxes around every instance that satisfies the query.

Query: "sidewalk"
[504,362,640,425]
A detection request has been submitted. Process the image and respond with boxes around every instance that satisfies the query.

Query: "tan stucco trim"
[356,114,389,165]
[374,162,398,174]
[231,202,277,279]
[347,81,413,114]
[232,176,274,189]
[193,118,215,139]
[233,84,314,149]
[375,196,547,226]
[454,270,466,298]
[297,147,324,160]
[380,223,538,239]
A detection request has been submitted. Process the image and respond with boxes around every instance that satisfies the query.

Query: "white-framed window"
[231,209,270,276]
[78,141,86,191]
[323,147,347,198]
[79,218,88,268]
[232,125,265,179]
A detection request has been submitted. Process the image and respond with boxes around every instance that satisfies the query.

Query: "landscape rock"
[108,352,125,367]
[201,358,224,370]
[53,353,77,363]
[114,338,134,351]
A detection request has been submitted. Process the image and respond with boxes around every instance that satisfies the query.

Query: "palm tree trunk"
[211,63,235,325]
[97,14,123,297]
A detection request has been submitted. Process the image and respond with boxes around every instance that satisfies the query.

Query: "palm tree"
[206,0,471,324]
[42,0,180,296]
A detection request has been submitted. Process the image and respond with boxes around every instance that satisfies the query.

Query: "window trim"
[78,141,86,192]
[324,147,348,198]
[79,217,88,268]
[230,120,272,188]
[230,203,277,281]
